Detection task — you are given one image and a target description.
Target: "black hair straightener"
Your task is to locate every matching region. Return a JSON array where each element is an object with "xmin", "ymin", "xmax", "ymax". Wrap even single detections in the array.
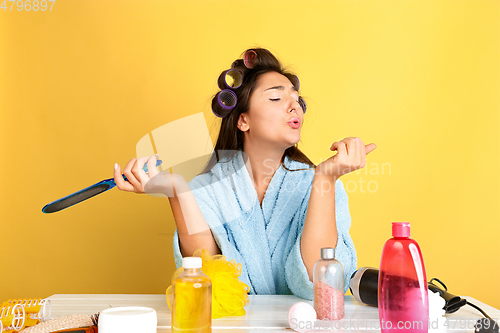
[{"xmin": 349, "ymin": 267, "xmax": 499, "ymax": 333}]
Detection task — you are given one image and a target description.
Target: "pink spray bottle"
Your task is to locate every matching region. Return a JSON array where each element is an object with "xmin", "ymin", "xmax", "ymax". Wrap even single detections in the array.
[{"xmin": 378, "ymin": 222, "xmax": 429, "ymax": 333}]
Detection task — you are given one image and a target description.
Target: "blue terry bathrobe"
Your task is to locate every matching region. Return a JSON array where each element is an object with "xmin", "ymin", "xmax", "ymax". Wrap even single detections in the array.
[{"xmin": 172, "ymin": 150, "xmax": 357, "ymax": 300}]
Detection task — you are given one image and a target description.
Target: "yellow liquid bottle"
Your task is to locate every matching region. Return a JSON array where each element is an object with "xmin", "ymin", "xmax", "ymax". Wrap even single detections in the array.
[{"xmin": 172, "ymin": 257, "xmax": 212, "ymax": 333}]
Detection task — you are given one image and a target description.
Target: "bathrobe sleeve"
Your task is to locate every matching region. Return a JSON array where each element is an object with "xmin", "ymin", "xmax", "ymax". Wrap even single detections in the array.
[
  {"xmin": 284, "ymin": 189, "xmax": 314, "ymax": 300},
  {"xmin": 172, "ymin": 200, "xmax": 241, "ymax": 270},
  {"xmin": 284, "ymin": 179, "xmax": 357, "ymax": 300},
  {"xmin": 172, "ymin": 185, "xmax": 223, "ymax": 269},
  {"xmin": 172, "ymin": 181, "xmax": 258, "ymax": 293},
  {"xmin": 172, "ymin": 173, "xmax": 252, "ymax": 271}
]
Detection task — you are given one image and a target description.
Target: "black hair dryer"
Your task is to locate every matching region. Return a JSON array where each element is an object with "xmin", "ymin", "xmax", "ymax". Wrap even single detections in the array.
[{"xmin": 349, "ymin": 267, "xmax": 466, "ymax": 313}]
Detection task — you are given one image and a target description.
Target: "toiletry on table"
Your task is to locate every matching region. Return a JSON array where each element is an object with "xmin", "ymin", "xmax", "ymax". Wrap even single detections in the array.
[
  {"xmin": 313, "ymin": 247, "xmax": 345, "ymax": 320},
  {"xmin": 171, "ymin": 257, "xmax": 212, "ymax": 333},
  {"xmin": 379, "ymin": 222, "xmax": 429, "ymax": 333}
]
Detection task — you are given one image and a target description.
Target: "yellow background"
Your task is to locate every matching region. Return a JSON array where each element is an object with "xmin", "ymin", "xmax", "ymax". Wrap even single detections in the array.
[{"xmin": 1, "ymin": 0, "xmax": 499, "ymax": 310}]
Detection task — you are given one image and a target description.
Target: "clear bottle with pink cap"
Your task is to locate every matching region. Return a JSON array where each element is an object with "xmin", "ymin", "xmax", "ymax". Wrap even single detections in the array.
[{"xmin": 378, "ymin": 222, "xmax": 429, "ymax": 333}]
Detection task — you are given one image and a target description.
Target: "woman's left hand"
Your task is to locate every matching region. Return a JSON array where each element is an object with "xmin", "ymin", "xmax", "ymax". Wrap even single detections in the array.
[{"xmin": 316, "ymin": 137, "xmax": 377, "ymax": 180}]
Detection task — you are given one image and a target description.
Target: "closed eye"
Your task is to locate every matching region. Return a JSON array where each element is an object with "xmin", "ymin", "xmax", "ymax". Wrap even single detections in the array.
[{"xmin": 270, "ymin": 98, "xmax": 281, "ymax": 101}]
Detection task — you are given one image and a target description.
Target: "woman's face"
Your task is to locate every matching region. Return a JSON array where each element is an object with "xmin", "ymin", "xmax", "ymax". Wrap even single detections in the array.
[{"xmin": 238, "ymin": 71, "xmax": 304, "ymax": 150}]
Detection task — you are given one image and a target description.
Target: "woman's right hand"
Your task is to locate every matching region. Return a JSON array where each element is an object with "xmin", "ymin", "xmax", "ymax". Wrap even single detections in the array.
[
  {"xmin": 114, "ymin": 155, "xmax": 188, "ymax": 197},
  {"xmin": 114, "ymin": 155, "xmax": 161, "ymax": 194}
]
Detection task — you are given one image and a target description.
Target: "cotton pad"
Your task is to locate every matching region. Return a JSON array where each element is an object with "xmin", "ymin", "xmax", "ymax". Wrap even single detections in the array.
[{"xmin": 288, "ymin": 302, "xmax": 317, "ymax": 333}]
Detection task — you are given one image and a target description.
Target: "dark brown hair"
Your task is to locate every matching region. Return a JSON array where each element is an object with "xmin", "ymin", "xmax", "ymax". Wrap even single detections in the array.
[{"xmin": 202, "ymin": 48, "xmax": 315, "ymax": 174}]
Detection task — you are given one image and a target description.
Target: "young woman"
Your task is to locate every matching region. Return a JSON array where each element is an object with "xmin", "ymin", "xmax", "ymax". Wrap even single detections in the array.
[{"xmin": 114, "ymin": 48, "xmax": 376, "ymax": 300}]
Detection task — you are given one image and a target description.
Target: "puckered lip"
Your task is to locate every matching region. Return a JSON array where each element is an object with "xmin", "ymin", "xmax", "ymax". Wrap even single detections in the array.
[{"xmin": 287, "ymin": 117, "xmax": 301, "ymax": 125}]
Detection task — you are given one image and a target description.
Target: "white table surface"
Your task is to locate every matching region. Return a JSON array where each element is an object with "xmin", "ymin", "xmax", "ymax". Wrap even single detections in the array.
[{"xmin": 47, "ymin": 294, "xmax": 500, "ymax": 332}]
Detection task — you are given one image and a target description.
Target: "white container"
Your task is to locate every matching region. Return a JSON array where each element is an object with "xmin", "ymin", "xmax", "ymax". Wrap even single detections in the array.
[{"xmin": 98, "ymin": 306, "xmax": 157, "ymax": 333}]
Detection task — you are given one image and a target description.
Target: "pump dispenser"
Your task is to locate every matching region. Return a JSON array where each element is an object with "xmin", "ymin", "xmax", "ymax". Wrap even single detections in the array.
[
  {"xmin": 172, "ymin": 257, "xmax": 212, "ymax": 333},
  {"xmin": 378, "ymin": 222, "xmax": 429, "ymax": 333},
  {"xmin": 313, "ymin": 247, "xmax": 344, "ymax": 320}
]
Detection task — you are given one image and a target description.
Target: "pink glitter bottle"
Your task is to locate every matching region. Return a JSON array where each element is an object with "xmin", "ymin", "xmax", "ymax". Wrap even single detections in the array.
[
  {"xmin": 313, "ymin": 247, "xmax": 344, "ymax": 320},
  {"xmin": 378, "ymin": 222, "xmax": 429, "ymax": 333}
]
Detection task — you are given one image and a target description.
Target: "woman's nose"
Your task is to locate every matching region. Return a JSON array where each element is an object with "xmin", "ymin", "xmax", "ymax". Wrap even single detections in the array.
[{"xmin": 288, "ymin": 98, "xmax": 301, "ymax": 113}]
